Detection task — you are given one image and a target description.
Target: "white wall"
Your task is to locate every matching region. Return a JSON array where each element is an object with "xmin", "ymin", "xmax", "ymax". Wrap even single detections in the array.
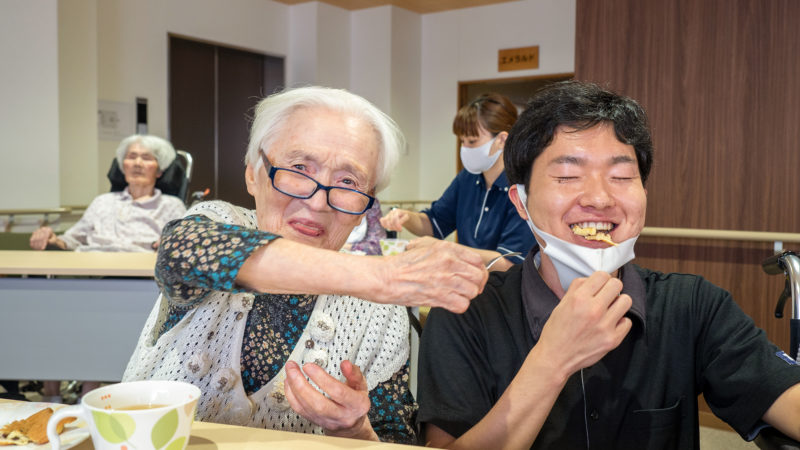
[
  {"xmin": 288, "ymin": 2, "xmax": 318, "ymax": 86},
  {"xmin": 0, "ymin": 0, "xmax": 575, "ymax": 210},
  {"xmin": 0, "ymin": 0, "xmax": 60, "ymax": 209},
  {"xmin": 316, "ymin": 3, "xmax": 351, "ymax": 88},
  {"xmin": 418, "ymin": 0, "xmax": 576, "ymax": 200},
  {"xmin": 90, "ymin": 0, "xmax": 289, "ymax": 206},
  {"xmin": 385, "ymin": 7, "xmax": 421, "ymax": 201},
  {"xmin": 59, "ymin": 0, "xmax": 98, "ymax": 206}
]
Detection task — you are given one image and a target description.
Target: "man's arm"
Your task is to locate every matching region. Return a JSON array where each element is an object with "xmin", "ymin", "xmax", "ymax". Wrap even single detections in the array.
[
  {"xmin": 762, "ymin": 382, "xmax": 800, "ymax": 440},
  {"xmin": 425, "ymin": 272, "xmax": 633, "ymax": 448}
]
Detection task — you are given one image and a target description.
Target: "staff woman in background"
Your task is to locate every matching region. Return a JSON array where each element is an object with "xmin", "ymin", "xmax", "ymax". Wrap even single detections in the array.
[
  {"xmin": 381, "ymin": 93, "xmax": 535, "ymax": 271},
  {"xmin": 123, "ymin": 86, "xmax": 487, "ymax": 444}
]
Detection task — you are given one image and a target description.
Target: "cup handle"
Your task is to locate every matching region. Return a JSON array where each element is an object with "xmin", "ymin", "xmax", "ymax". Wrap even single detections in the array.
[{"xmin": 47, "ymin": 405, "xmax": 85, "ymax": 450}]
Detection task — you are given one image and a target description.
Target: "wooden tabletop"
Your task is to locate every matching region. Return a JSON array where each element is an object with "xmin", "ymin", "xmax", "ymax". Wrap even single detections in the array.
[
  {"xmin": 0, "ymin": 250, "xmax": 156, "ymax": 277},
  {"xmin": 67, "ymin": 420, "xmax": 415, "ymax": 449}
]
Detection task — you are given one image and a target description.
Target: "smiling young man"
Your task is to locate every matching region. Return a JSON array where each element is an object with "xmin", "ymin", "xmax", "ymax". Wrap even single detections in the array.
[{"xmin": 416, "ymin": 81, "xmax": 800, "ymax": 449}]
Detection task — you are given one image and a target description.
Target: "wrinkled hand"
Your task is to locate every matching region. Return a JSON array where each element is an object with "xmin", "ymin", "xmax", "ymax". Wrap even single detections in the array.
[
  {"xmin": 378, "ymin": 208, "xmax": 409, "ymax": 232},
  {"xmin": 379, "ymin": 238, "xmax": 487, "ymax": 313},
  {"xmin": 29, "ymin": 226, "xmax": 57, "ymax": 250},
  {"xmin": 284, "ymin": 360, "xmax": 378, "ymax": 441},
  {"xmin": 405, "ymin": 235, "xmax": 437, "ymax": 251},
  {"xmin": 537, "ymin": 272, "xmax": 632, "ymax": 378}
]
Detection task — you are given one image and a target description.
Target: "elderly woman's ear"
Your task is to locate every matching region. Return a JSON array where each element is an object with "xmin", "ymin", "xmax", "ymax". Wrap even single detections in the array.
[{"xmin": 245, "ymin": 164, "xmax": 259, "ymax": 196}]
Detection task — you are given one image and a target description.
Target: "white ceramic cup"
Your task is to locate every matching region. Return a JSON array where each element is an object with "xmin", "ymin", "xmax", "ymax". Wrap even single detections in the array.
[
  {"xmin": 46, "ymin": 380, "xmax": 200, "ymax": 450},
  {"xmin": 379, "ymin": 238, "xmax": 409, "ymax": 256}
]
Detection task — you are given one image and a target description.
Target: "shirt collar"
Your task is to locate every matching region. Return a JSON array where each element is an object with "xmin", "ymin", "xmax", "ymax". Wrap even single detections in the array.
[
  {"xmin": 471, "ymin": 170, "xmax": 510, "ymax": 190},
  {"xmin": 492, "ymin": 171, "xmax": 510, "ymax": 189},
  {"xmin": 521, "ymin": 251, "xmax": 646, "ymax": 341},
  {"xmin": 121, "ymin": 187, "xmax": 163, "ymax": 206}
]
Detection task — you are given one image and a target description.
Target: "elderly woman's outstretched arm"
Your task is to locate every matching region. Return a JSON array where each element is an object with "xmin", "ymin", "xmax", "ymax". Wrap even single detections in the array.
[
  {"xmin": 158, "ymin": 213, "xmax": 487, "ymax": 313},
  {"xmin": 238, "ymin": 233, "xmax": 487, "ymax": 313}
]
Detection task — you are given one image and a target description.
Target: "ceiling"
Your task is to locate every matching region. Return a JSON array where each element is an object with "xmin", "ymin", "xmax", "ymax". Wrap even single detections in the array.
[{"xmin": 271, "ymin": 0, "xmax": 519, "ymax": 14}]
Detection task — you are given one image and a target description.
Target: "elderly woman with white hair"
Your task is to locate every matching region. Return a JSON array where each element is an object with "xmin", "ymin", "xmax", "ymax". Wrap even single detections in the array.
[
  {"xmin": 123, "ymin": 86, "xmax": 487, "ymax": 443},
  {"xmin": 29, "ymin": 134, "xmax": 186, "ymax": 252}
]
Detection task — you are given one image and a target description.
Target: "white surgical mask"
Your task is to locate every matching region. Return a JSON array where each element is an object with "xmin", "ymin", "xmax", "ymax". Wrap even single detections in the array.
[
  {"xmin": 460, "ymin": 136, "xmax": 501, "ymax": 174},
  {"xmin": 516, "ymin": 184, "xmax": 637, "ymax": 293}
]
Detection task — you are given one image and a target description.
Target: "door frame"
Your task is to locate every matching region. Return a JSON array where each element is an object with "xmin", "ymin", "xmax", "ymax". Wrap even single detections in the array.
[{"xmin": 455, "ymin": 72, "xmax": 574, "ymax": 172}]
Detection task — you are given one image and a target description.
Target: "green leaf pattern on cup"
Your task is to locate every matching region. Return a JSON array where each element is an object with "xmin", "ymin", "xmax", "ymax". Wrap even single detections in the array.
[
  {"xmin": 151, "ymin": 409, "xmax": 179, "ymax": 449},
  {"xmin": 164, "ymin": 436, "xmax": 187, "ymax": 450},
  {"xmin": 92, "ymin": 411, "xmax": 136, "ymax": 444}
]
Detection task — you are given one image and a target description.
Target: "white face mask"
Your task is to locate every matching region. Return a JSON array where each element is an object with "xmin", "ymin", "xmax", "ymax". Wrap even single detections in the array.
[
  {"xmin": 516, "ymin": 184, "xmax": 637, "ymax": 293},
  {"xmin": 460, "ymin": 136, "xmax": 501, "ymax": 174}
]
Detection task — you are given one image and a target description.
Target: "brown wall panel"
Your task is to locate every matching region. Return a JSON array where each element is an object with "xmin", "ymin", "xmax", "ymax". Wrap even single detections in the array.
[
  {"xmin": 576, "ymin": 0, "xmax": 800, "ymax": 232},
  {"xmin": 576, "ymin": 0, "xmax": 800, "ymax": 422}
]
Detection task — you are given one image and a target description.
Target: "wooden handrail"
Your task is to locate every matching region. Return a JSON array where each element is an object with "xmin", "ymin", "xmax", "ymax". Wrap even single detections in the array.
[
  {"xmin": 0, "ymin": 208, "xmax": 75, "ymax": 232},
  {"xmin": 381, "ymin": 200, "xmax": 436, "ymax": 205},
  {"xmin": 641, "ymin": 227, "xmax": 800, "ymax": 243},
  {"xmin": 0, "ymin": 207, "xmax": 72, "ymax": 216}
]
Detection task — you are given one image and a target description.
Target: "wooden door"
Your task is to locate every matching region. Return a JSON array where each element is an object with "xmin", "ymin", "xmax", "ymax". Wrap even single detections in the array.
[{"xmin": 169, "ymin": 36, "xmax": 285, "ymax": 209}]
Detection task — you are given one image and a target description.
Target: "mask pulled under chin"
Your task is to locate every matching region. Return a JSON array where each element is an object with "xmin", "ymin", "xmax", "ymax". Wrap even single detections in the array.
[
  {"xmin": 460, "ymin": 136, "xmax": 500, "ymax": 174},
  {"xmin": 516, "ymin": 184, "xmax": 637, "ymax": 293}
]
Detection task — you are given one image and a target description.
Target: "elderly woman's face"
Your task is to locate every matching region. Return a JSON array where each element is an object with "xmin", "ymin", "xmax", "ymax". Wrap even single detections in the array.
[
  {"xmin": 246, "ymin": 106, "xmax": 380, "ymax": 251},
  {"xmin": 122, "ymin": 143, "xmax": 161, "ymax": 189}
]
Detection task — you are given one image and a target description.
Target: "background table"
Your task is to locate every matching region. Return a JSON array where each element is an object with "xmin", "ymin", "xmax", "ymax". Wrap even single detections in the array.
[{"xmin": 0, "ymin": 250, "xmax": 159, "ymax": 381}]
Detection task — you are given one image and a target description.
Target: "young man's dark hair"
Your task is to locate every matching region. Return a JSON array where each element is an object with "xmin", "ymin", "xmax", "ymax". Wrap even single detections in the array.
[{"xmin": 504, "ymin": 80, "xmax": 654, "ymax": 188}]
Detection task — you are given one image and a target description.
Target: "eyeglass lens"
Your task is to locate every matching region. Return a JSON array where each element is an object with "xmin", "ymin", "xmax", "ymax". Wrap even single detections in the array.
[{"xmin": 272, "ymin": 169, "xmax": 370, "ymax": 213}]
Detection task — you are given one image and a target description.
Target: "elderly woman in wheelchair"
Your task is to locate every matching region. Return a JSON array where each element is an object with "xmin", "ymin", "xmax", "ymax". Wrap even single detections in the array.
[{"xmin": 29, "ymin": 134, "xmax": 186, "ymax": 252}]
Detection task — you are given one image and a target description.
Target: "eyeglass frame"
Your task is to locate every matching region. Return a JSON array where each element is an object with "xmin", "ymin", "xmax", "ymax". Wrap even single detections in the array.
[{"xmin": 259, "ymin": 151, "xmax": 375, "ymax": 215}]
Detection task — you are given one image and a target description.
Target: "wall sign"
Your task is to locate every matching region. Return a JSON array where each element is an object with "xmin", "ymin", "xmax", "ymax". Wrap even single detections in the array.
[
  {"xmin": 498, "ymin": 46, "xmax": 539, "ymax": 72},
  {"xmin": 98, "ymin": 100, "xmax": 134, "ymax": 141}
]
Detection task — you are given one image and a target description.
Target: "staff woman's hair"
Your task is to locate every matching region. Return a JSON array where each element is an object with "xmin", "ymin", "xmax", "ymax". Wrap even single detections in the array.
[{"xmin": 452, "ymin": 93, "xmax": 518, "ymax": 137}]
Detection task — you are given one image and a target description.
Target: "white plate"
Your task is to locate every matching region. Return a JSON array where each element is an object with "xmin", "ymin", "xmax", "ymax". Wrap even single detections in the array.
[{"xmin": 0, "ymin": 401, "xmax": 90, "ymax": 449}]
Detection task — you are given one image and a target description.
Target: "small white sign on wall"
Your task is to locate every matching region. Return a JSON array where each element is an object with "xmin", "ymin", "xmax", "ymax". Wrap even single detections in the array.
[{"xmin": 98, "ymin": 100, "xmax": 135, "ymax": 142}]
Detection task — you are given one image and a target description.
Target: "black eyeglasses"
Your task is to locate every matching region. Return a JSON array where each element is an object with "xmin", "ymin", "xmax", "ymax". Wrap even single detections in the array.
[{"xmin": 260, "ymin": 152, "xmax": 375, "ymax": 215}]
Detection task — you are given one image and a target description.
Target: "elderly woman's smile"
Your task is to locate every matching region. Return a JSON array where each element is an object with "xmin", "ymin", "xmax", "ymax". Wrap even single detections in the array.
[{"xmin": 246, "ymin": 106, "xmax": 380, "ymax": 251}]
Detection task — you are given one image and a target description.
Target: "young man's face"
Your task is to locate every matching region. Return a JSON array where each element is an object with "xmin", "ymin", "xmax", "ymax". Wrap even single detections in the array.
[{"xmin": 513, "ymin": 122, "xmax": 647, "ymax": 248}]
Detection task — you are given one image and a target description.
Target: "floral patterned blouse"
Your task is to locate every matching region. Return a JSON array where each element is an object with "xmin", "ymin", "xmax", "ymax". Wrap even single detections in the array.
[{"xmin": 155, "ymin": 214, "xmax": 417, "ymax": 444}]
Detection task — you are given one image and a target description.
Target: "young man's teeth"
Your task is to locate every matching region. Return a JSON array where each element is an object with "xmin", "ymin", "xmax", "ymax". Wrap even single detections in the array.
[{"xmin": 574, "ymin": 221, "xmax": 612, "ymax": 231}]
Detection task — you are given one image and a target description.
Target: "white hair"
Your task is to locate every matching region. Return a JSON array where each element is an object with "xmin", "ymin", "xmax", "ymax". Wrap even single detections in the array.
[
  {"xmin": 245, "ymin": 86, "xmax": 404, "ymax": 193},
  {"xmin": 115, "ymin": 134, "xmax": 176, "ymax": 171}
]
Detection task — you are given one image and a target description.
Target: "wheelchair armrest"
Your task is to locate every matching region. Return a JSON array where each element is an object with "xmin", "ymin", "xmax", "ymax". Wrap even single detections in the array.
[{"xmin": 755, "ymin": 427, "xmax": 800, "ymax": 450}]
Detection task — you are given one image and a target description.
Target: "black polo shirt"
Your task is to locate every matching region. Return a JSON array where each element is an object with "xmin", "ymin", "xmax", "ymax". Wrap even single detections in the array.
[{"xmin": 417, "ymin": 253, "xmax": 800, "ymax": 449}]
